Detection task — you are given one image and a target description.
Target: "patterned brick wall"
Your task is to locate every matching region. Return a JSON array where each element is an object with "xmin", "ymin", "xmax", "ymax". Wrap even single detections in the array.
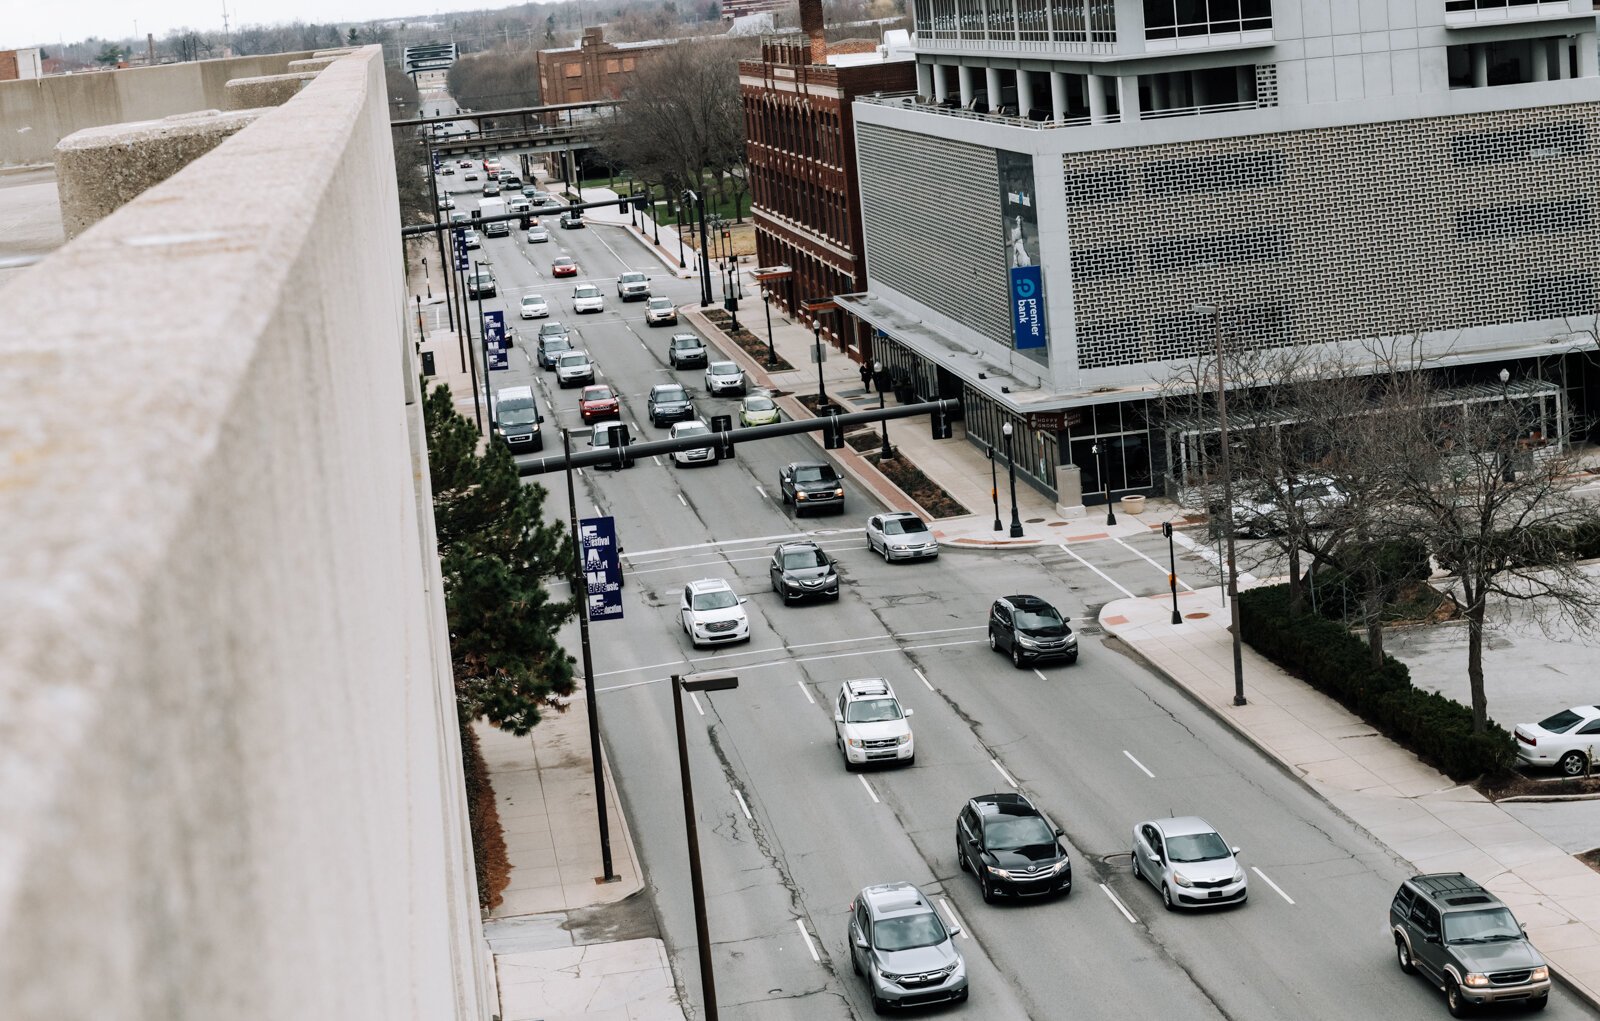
[{"xmin": 1063, "ymin": 103, "xmax": 1600, "ymax": 370}]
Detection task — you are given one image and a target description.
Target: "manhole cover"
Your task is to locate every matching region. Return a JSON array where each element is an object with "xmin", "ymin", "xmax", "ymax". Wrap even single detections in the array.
[
  {"xmin": 1184, "ymin": 611, "xmax": 1211, "ymax": 620},
  {"xmin": 1048, "ymin": 521, "xmax": 1068, "ymax": 527},
  {"xmin": 1026, "ymin": 517, "xmax": 1046, "ymax": 523}
]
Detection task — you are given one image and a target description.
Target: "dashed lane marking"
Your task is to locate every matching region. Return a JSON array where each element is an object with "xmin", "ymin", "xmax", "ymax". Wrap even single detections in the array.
[
  {"xmin": 990, "ymin": 758, "xmax": 1018, "ymax": 788},
  {"xmin": 858, "ymin": 775, "xmax": 880, "ymax": 804},
  {"xmin": 733, "ymin": 788, "xmax": 752, "ymax": 821},
  {"xmin": 796, "ymin": 679, "xmax": 814, "ymax": 704},
  {"xmin": 939, "ymin": 898, "xmax": 971, "ymax": 941},
  {"xmin": 1252, "ymin": 867, "xmax": 1295, "ymax": 905},
  {"xmin": 1123, "ymin": 750, "xmax": 1155, "ymax": 778},
  {"xmin": 689, "ymin": 692, "xmax": 704, "ymax": 716},
  {"xmin": 1100, "ymin": 883, "xmax": 1138, "ymax": 924},
  {"xmin": 914, "ymin": 668, "xmax": 934, "ymax": 691},
  {"xmin": 795, "ymin": 919, "xmax": 821, "ymax": 963}
]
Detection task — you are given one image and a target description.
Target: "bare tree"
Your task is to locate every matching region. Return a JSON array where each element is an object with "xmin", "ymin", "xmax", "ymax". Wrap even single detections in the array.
[{"xmin": 446, "ymin": 49, "xmax": 542, "ymax": 113}]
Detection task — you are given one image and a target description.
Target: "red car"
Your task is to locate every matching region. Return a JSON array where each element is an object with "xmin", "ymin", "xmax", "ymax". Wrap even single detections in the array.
[
  {"xmin": 552, "ymin": 256, "xmax": 578, "ymax": 278},
  {"xmin": 579, "ymin": 384, "xmax": 620, "ymax": 424}
]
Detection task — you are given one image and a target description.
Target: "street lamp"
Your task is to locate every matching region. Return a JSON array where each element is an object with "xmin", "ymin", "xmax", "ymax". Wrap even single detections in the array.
[
  {"xmin": 1194, "ymin": 303, "xmax": 1246, "ymax": 707},
  {"xmin": 1002, "ymin": 421, "xmax": 1023, "ymax": 538},
  {"xmin": 988, "ymin": 444, "xmax": 1002, "ymax": 532},
  {"xmin": 1092, "ymin": 442, "xmax": 1117, "ymax": 526},
  {"xmin": 874, "ymin": 360, "xmax": 894, "ymax": 460},
  {"xmin": 1162, "ymin": 520, "xmax": 1182, "ymax": 625},
  {"xmin": 762, "ymin": 287, "xmax": 777, "ymax": 368},
  {"xmin": 672, "ymin": 671, "xmax": 739, "ymax": 1021},
  {"xmin": 1498, "ymin": 367, "xmax": 1515, "ymax": 483},
  {"xmin": 474, "ymin": 256, "xmax": 495, "ymax": 439}
]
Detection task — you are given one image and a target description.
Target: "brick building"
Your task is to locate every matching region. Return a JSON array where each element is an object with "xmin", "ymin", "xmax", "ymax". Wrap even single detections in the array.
[
  {"xmin": 537, "ymin": 27, "xmax": 665, "ymax": 105},
  {"xmin": 0, "ymin": 48, "xmax": 43, "ymax": 82},
  {"xmin": 740, "ymin": 10, "xmax": 914, "ymax": 358}
]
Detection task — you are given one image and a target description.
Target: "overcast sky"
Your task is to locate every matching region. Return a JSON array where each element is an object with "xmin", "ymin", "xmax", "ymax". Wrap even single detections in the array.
[{"xmin": 8, "ymin": 2, "xmax": 506, "ymax": 49}]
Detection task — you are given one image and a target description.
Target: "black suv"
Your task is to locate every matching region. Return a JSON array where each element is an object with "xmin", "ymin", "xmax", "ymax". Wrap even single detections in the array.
[
  {"xmin": 987, "ymin": 595, "xmax": 1078, "ymax": 668},
  {"xmin": 1390, "ymin": 873, "xmax": 1550, "ymax": 1016},
  {"xmin": 779, "ymin": 462, "xmax": 844, "ymax": 515},
  {"xmin": 956, "ymin": 793, "xmax": 1072, "ymax": 903},
  {"xmin": 647, "ymin": 383, "xmax": 694, "ymax": 427},
  {"xmin": 536, "ymin": 330, "xmax": 573, "ymax": 370},
  {"xmin": 769, "ymin": 541, "xmax": 839, "ymax": 603}
]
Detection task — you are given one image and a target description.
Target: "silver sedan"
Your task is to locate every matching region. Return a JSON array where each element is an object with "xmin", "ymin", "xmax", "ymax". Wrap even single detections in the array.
[
  {"xmin": 1131, "ymin": 816, "xmax": 1247, "ymax": 911},
  {"xmin": 865, "ymin": 512, "xmax": 939, "ymax": 562}
]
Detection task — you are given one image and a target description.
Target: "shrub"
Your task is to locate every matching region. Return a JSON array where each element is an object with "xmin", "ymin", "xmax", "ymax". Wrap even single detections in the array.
[
  {"xmin": 460, "ymin": 719, "xmax": 511, "ymax": 912},
  {"xmin": 1239, "ymin": 585, "xmax": 1514, "ymax": 780}
]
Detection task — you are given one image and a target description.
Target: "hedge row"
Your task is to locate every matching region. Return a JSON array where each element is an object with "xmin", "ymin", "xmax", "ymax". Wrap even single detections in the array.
[{"xmin": 1238, "ymin": 585, "xmax": 1514, "ymax": 780}]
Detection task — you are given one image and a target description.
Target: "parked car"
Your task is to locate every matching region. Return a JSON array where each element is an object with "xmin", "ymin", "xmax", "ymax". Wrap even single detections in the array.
[
  {"xmin": 778, "ymin": 461, "xmax": 844, "ymax": 515},
  {"xmin": 526, "ymin": 225, "xmax": 549, "ymax": 244},
  {"xmin": 555, "ymin": 350, "xmax": 595, "ymax": 388},
  {"xmin": 647, "ymin": 383, "xmax": 694, "ymax": 427},
  {"xmin": 834, "ymin": 678, "xmax": 914, "ymax": 769},
  {"xmin": 493, "ymin": 385, "xmax": 544, "ymax": 454},
  {"xmin": 572, "ymin": 283, "xmax": 605, "ymax": 314},
  {"xmin": 644, "ymin": 295, "xmax": 678, "ymax": 326},
  {"xmin": 866, "ymin": 512, "xmax": 939, "ymax": 562},
  {"xmin": 680, "ymin": 578, "xmax": 750, "ymax": 648},
  {"xmin": 669, "ymin": 419, "xmax": 717, "ymax": 467},
  {"xmin": 552, "ymin": 256, "xmax": 578, "ymax": 278},
  {"xmin": 957, "ymin": 793, "xmax": 1072, "ymax": 902},
  {"xmin": 560, "ymin": 211, "xmax": 585, "ymax": 229},
  {"xmin": 847, "ymin": 883, "xmax": 967, "ymax": 1013},
  {"xmin": 1390, "ymin": 872, "xmax": 1549, "ymax": 1015},
  {"xmin": 986, "ymin": 594, "xmax": 1076, "ymax": 667},
  {"xmin": 465, "ymin": 267, "xmax": 496, "ymax": 298},
  {"xmin": 578, "ymin": 384, "xmax": 620, "ymax": 424},
  {"xmin": 536, "ymin": 333, "xmax": 573, "ymax": 370},
  {"xmin": 668, "ymin": 332, "xmax": 708, "ymax": 369},
  {"xmin": 519, "ymin": 294, "xmax": 549, "ymax": 319},
  {"xmin": 704, "ymin": 361, "xmax": 746, "ymax": 396},
  {"xmin": 1515, "ymin": 705, "xmax": 1600, "ymax": 777},
  {"xmin": 739, "ymin": 394, "xmax": 780, "ymax": 427},
  {"xmin": 1232, "ymin": 475, "xmax": 1348, "ymax": 538},
  {"xmin": 616, "ymin": 270, "xmax": 650, "ymax": 301},
  {"xmin": 1132, "ymin": 817, "xmax": 1247, "ymax": 911},
  {"xmin": 769, "ymin": 540, "xmax": 839, "ymax": 603}
]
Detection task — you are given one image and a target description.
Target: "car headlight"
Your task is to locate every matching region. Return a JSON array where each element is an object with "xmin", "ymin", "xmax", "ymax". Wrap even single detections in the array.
[
  {"xmin": 897, "ymin": 734, "xmax": 912, "ymax": 745},
  {"xmin": 1065, "ymin": 636, "xmax": 1078, "ymax": 647},
  {"xmin": 1233, "ymin": 868, "xmax": 1245, "ymax": 883},
  {"xmin": 1050, "ymin": 858, "xmax": 1070, "ymax": 874},
  {"xmin": 795, "ymin": 491, "xmax": 808, "ymax": 500},
  {"xmin": 832, "ymin": 488, "xmax": 844, "ymax": 497},
  {"xmin": 1017, "ymin": 635, "xmax": 1040, "ymax": 648},
  {"xmin": 846, "ymin": 737, "xmax": 862, "ymax": 749},
  {"xmin": 1462, "ymin": 973, "xmax": 1490, "ymax": 988},
  {"xmin": 1530, "ymin": 967, "xmax": 1548, "ymax": 982},
  {"xmin": 984, "ymin": 865, "xmax": 1006, "ymax": 877},
  {"xmin": 1172, "ymin": 871, "xmax": 1193, "ymax": 888}
]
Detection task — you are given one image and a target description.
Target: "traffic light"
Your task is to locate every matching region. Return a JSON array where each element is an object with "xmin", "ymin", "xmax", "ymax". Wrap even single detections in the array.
[
  {"xmin": 710, "ymin": 414, "xmax": 735, "ymax": 459},
  {"xmin": 1162, "ymin": 521, "xmax": 1173, "ymax": 538},
  {"xmin": 618, "ymin": 196, "xmax": 629, "ymax": 212},
  {"xmin": 823, "ymin": 409, "xmax": 845, "ymax": 449},
  {"xmin": 615, "ymin": 423, "xmax": 634, "ymax": 469},
  {"xmin": 930, "ymin": 406, "xmax": 953, "ymax": 440},
  {"xmin": 633, "ymin": 195, "xmax": 650, "ymax": 211}
]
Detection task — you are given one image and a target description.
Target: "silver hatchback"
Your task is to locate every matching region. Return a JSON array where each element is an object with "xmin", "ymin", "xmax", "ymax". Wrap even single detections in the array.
[
  {"xmin": 1132, "ymin": 816, "xmax": 1247, "ymax": 910},
  {"xmin": 848, "ymin": 882, "xmax": 967, "ymax": 1014}
]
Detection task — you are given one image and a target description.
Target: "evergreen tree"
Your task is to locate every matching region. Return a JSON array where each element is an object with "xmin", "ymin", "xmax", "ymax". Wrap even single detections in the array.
[{"xmin": 423, "ymin": 385, "xmax": 575, "ymax": 735}]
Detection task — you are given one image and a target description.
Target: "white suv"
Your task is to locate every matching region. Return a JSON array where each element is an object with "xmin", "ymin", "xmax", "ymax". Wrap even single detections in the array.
[
  {"xmin": 834, "ymin": 678, "xmax": 914, "ymax": 770},
  {"xmin": 680, "ymin": 579, "xmax": 750, "ymax": 648},
  {"xmin": 572, "ymin": 284, "xmax": 605, "ymax": 314}
]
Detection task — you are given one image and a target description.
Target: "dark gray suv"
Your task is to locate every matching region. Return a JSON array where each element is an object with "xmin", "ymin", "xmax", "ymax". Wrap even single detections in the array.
[
  {"xmin": 1390, "ymin": 873, "xmax": 1550, "ymax": 1016},
  {"xmin": 848, "ymin": 882, "xmax": 967, "ymax": 1014}
]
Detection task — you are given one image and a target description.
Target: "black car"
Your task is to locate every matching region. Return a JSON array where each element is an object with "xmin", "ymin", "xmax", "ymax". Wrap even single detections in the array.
[
  {"xmin": 768, "ymin": 541, "xmax": 840, "ymax": 603},
  {"xmin": 560, "ymin": 211, "xmax": 585, "ymax": 229},
  {"xmin": 987, "ymin": 594, "xmax": 1078, "ymax": 667},
  {"xmin": 778, "ymin": 462, "xmax": 844, "ymax": 515},
  {"xmin": 647, "ymin": 383, "xmax": 694, "ymax": 427},
  {"xmin": 956, "ymin": 793, "xmax": 1072, "ymax": 903},
  {"xmin": 536, "ymin": 333, "xmax": 573, "ymax": 370}
]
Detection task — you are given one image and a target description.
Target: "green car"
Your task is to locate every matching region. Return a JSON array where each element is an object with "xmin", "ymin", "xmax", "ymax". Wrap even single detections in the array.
[{"xmin": 740, "ymin": 393, "xmax": 780, "ymax": 427}]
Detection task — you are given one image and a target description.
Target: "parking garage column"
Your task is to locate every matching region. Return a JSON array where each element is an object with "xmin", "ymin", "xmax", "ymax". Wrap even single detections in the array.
[
  {"xmin": 933, "ymin": 62, "xmax": 949, "ymax": 103},
  {"xmin": 917, "ymin": 61, "xmax": 935, "ymax": 99},
  {"xmin": 958, "ymin": 65, "xmax": 974, "ymax": 107},
  {"xmin": 1533, "ymin": 40, "xmax": 1551, "ymax": 82},
  {"xmin": 1116, "ymin": 75, "xmax": 1140, "ymax": 123},
  {"xmin": 1050, "ymin": 70, "xmax": 1068, "ymax": 121},
  {"xmin": 1579, "ymin": 32, "xmax": 1598, "ymax": 78},
  {"xmin": 1472, "ymin": 44, "xmax": 1488, "ymax": 88},
  {"xmin": 1016, "ymin": 69, "xmax": 1034, "ymax": 118},
  {"xmin": 1087, "ymin": 73, "xmax": 1107, "ymax": 123},
  {"xmin": 986, "ymin": 66, "xmax": 1004, "ymax": 111}
]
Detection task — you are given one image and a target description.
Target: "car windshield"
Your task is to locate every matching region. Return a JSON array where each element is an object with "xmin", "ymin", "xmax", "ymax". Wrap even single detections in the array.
[
  {"xmin": 692, "ymin": 590, "xmax": 738, "ymax": 611},
  {"xmin": 882, "ymin": 517, "xmax": 928, "ymax": 536},
  {"xmin": 710, "ymin": 362, "xmax": 738, "ymax": 375},
  {"xmin": 555, "ymin": 259, "xmax": 573, "ymax": 267},
  {"xmin": 676, "ymin": 424, "xmax": 710, "ymax": 439},
  {"xmin": 873, "ymin": 911, "xmax": 948, "ymax": 952},
  {"xmin": 650, "ymin": 298, "xmax": 671, "ymax": 308},
  {"xmin": 674, "ymin": 338, "xmax": 701, "ymax": 349},
  {"xmin": 575, "ymin": 286, "xmax": 599, "ymax": 297},
  {"xmin": 1013, "ymin": 606, "xmax": 1064, "ymax": 630},
  {"xmin": 782, "ymin": 549, "xmax": 828, "ymax": 570},
  {"xmin": 745, "ymin": 397, "xmax": 774, "ymax": 411},
  {"xmin": 522, "ymin": 296, "xmax": 542, "ymax": 306},
  {"xmin": 793, "ymin": 466, "xmax": 837, "ymax": 483},
  {"xmin": 499, "ymin": 406, "xmax": 537, "ymax": 428},
  {"xmin": 1443, "ymin": 907, "xmax": 1523, "ymax": 944},
  {"xmin": 655, "ymin": 387, "xmax": 687, "ymax": 402},
  {"xmin": 983, "ymin": 815, "xmax": 1056, "ymax": 850},
  {"xmin": 1164, "ymin": 831, "xmax": 1231, "ymax": 862},
  {"xmin": 543, "ymin": 338, "xmax": 571, "ymax": 354},
  {"xmin": 622, "ymin": 273, "xmax": 644, "ymax": 283},
  {"xmin": 846, "ymin": 697, "xmax": 903, "ymax": 724},
  {"xmin": 559, "ymin": 353, "xmax": 587, "ymax": 367},
  {"xmin": 1537, "ymin": 709, "xmax": 1584, "ymax": 733},
  {"xmin": 585, "ymin": 387, "xmax": 614, "ymax": 401}
]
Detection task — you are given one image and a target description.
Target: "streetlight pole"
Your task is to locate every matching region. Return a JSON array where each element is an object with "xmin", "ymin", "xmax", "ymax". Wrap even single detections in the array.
[
  {"xmin": 474, "ymin": 256, "xmax": 495, "ymax": 439},
  {"xmin": 1002, "ymin": 421, "xmax": 1023, "ymax": 538},
  {"xmin": 1498, "ymin": 367, "xmax": 1515, "ymax": 483},
  {"xmin": 672, "ymin": 671, "xmax": 739, "ymax": 1021},
  {"xmin": 675, "ymin": 197, "xmax": 687, "ymax": 270},
  {"xmin": 989, "ymin": 445, "xmax": 1002, "ymax": 532},
  {"xmin": 762, "ymin": 287, "xmax": 777, "ymax": 368},
  {"xmin": 812, "ymin": 315, "xmax": 826, "ymax": 408},
  {"xmin": 564, "ymin": 430, "xmax": 617, "ymax": 884},
  {"xmin": 1162, "ymin": 520, "xmax": 1182, "ymax": 625},
  {"xmin": 874, "ymin": 360, "xmax": 894, "ymax": 460},
  {"xmin": 1093, "ymin": 442, "xmax": 1117, "ymax": 525},
  {"xmin": 1194, "ymin": 303, "xmax": 1246, "ymax": 707},
  {"xmin": 682, "ymin": 190, "xmax": 713, "ymax": 307}
]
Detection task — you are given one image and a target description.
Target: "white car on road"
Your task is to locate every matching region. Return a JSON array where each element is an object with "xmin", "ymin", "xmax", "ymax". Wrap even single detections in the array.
[
  {"xmin": 834, "ymin": 678, "xmax": 914, "ymax": 769},
  {"xmin": 668, "ymin": 420, "xmax": 717, "ymax": 468},
  {"xmin": 519, "ymin": 294, "xmax": 549, "ymax": 319},
  {"xmin": 572, "ymin": 284, "xmax": 605, "ymax": 314},
  {"xmin": 703, "ymin": 361, "xmax": 745, "ymax": 396},
  {"xmin": 555, "ymin": 350, "xmax": 595, "ymax": 388},
  {"xmin": 680, "ymin": 578, "xmax": 749, "ymax": 648},
  {"xmin": 866, "ymin": 512, "xmax": 939, "ymax": 562}
]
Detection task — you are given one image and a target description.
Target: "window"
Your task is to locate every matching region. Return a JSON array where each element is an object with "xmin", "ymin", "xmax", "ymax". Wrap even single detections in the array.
[{"xmin": 1144, "ymin": 0, "xmax": 1270, "ymax": 39}]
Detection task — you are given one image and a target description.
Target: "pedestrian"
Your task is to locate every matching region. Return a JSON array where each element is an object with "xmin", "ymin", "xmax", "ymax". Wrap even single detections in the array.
[{"xmin": 859, "ymin": 360, "xmax": 872, "ymax": 392}]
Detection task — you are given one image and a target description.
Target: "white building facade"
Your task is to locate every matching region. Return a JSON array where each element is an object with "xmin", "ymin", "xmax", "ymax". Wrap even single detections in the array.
[{"xmin": 844, "ymin": 0, "xmax": 1600, "ymax": 500}]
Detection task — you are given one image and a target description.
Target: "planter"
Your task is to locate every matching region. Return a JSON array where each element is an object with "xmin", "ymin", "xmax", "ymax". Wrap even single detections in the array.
[{"xmin": 1119, "ymin": 494, "xmax": 1147, "ymax": 515}]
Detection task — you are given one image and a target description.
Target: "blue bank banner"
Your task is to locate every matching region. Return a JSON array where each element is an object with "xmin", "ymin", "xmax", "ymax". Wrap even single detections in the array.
[
  {"xmin": 482, "ymin": 310, "xmax": 508, "ymax": 369},
  {"xmin": 579, "ymin": 516, "xmax": 624, "ymax": 621},
  {"xmin": 451, "ymin": 229, "xmax": 468, "ymax": 270},
  {"xmin": 1011, "ymin": 266, "xmax": 1047, "ymax": 350}
]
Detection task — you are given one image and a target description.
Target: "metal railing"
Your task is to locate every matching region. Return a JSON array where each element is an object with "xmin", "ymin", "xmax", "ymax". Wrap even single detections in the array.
[
  {"xmin": 1140, "ymin": 99, "xmax": 1264, "ymax": 121},
  {"xmin": 856, "ymin": 92, "xmax": 1095, "ymax": 130}
]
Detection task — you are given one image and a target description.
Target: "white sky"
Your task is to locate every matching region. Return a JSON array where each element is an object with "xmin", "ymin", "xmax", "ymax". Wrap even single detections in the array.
[{"xmin": 7, "ymin": 2, "xmax": 509, "ymax": 50}]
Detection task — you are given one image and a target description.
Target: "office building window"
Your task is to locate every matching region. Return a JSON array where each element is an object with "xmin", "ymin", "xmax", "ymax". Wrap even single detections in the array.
[{"xmin": 1144, "ymin": 0, "xmax": 1271, "ymax": 39}]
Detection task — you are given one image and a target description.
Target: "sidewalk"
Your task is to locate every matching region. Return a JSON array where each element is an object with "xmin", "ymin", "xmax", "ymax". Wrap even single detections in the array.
[{"xmin": 1099, "ymin": 589, "xmax": 1600, "ymax": 1009}]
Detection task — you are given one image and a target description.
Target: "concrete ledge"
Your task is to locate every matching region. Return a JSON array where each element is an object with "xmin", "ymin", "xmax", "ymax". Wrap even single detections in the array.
[
  {"xmin": 288, "ymin": 56, "xmax": 343, "ymax": 72},
  {"xmin": 223, "ymin": 71, "xmax": 320, "ymax": 110}
]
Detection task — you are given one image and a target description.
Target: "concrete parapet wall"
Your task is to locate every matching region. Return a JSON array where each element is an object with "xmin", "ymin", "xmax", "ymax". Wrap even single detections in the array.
[
  {"xmin": 288, "ymin": 56, "xmax": 342, "ymax": 72},
  {"xmin": 0, "ymin": 51, "xmax": 313, "ymax": 166},
  {"xmin": 223, "ymin": 71, "xmax": 320, "ymax": 110},
  {"xmin": 55, "ymin": 108, "xmax": 265, "ymax": 238},
  {"xmin": 0, "ymin": 48, "xmax": 489, "ymax": 1020}
]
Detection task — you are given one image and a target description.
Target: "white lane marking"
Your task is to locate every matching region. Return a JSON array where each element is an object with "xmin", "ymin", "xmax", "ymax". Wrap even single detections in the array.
[
  {"xmin": 796, "ymin": 679, "xmax": 814, "ymax": 704},
  {"xmin": 733, "ymin": 788, "xmax": 752, "ymax": 821},
  {"xmin": 593, "ymin": 504, "xmax": 602, "ymax": 517},
  {"xmin": 1115, "ymin": 537, "xmax": 1195, "ymax": 591},
  {"xmin": 595, "ymin": 639, "xmax": 986, "ymax": 692},
  {"xmin": 755, "ymin": 484, "xmax": 769, "ymax": 499},
  {"xmin": 626, "ymin": 545, "xmax": 869, "ymax": 576},
  {"xmin": 914, "ymin": 667, "xmax": 934, "ymax": 691},
  {"xmin": 1100, "ymin": 883, "xmax": 1139, "ymax": 924},
  {"xmin": 596, "ymin": 657, "xmax": 692, "ymax": 679},
  {"xmin": 1033, "ymin": 668, "xmax": 1047, "ymax": 681},
  {"xmin": 795, "ymin": 919, "xmax": 821, "ymax": 963},
  {"xmin": 990, "ymin": 758, "xmax": 1018, "ymax": 788},
  {"xmin": 576, "ymin": 468, "xmax": 584, "ymax": 478},
  {"xmin": 858, "ymin": 775, "xmax": 880, "ymax": 804},
  {"xmin": 685, "ymin": 626, "xmax": 986, "ymax": 665},
  {"xmin": 689, "ymin": 692, "xmax": 704, "ymax": 716},
  {"xmin": 1057, "ymin": 543, "xmax": 1137, "ymax": 600},
  {"xmin": 626, "ymin": 528, "xmax": 865, "ymax": 558},
  {"xmin": 628, "ymin": 538, "xmax": 867, "ymax": 568},
  {"xmin": 677, "ymin": 493, "xmax": 687, "ymax": 507},
  {"xmin": 652, "ymin": 455, "xmax": 662, "ymax": 466},
  {"xmin": 1252, "ymin": 867, "xmax": 1295, "ymax": 905},
  {"xmin": 595, "ymin": 367, "xmax": 604, "ymax": 378},
  {"xmin": 938, "ymin": 898, "xmax": 971, "ymax": 941},
  {"xmin": 1123, "ymin": 750, "xmax": 1155, "ymax": 778},
  {"xmin": 1170, "ymin": 530, "xmax": 1258, "ymax": 584}
]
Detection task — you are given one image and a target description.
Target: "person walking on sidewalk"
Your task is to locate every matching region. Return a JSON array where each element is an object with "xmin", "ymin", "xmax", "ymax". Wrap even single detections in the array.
[{"xmin": 859, "ymin": 360, "xmax": 872, "ymax": 393}]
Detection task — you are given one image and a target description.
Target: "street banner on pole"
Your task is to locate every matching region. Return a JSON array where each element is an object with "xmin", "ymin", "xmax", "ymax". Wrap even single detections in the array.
[
  {"xmin": 483, "ymin": 309, "xmax": 508, "ymax": 369},
  {"xmin": 579, "ymin": 517, "xmax": 624, "ymax": 620}
]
